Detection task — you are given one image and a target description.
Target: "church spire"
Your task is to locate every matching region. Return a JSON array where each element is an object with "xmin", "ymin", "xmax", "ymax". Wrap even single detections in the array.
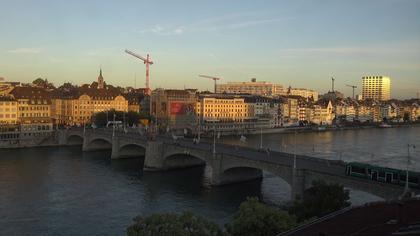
[{"xmin": 98, "ymin": 68, "xmax": 104, "ymax": 89}]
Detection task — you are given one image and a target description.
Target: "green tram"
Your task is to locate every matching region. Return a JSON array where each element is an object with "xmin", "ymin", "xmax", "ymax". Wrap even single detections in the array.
[{"xmin": 345, "ymin": 162, "xmax": 420, "ymax": 189}]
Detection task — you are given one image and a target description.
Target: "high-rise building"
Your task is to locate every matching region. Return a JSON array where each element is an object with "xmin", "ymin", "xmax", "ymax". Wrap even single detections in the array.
[{"xmin": 362, "ymin": 76, "xmax": 391, "ymax": 101}]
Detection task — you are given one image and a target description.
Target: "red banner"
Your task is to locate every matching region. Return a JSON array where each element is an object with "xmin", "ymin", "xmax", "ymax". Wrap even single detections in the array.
[{"xmin": 170, "ymin": 102, "xmax": 195, "ymax": 115}]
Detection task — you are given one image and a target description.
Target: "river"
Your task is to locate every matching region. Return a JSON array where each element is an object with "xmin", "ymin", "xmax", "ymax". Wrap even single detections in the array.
[{"xmin": 0, "ymin": 127, "xmax": 419, "ymax": 235}]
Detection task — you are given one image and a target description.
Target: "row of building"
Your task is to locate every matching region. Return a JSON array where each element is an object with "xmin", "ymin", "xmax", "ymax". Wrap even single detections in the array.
[
  {"xmin": 0, "ymin": 70, "xmax": 146, "ymax": 128},
  {"xmin": 0, "ymin": 72, "xmax": 411, "ymax": 136},
  {"xmin": 150, "ymin": 89, "xmax": 419, "ymax": 134},
  {"xmin": 214, "ymin": 76, "xmax": 392, "ymax": 102}
]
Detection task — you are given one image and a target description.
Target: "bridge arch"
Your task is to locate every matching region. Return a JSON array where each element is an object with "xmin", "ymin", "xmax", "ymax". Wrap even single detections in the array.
[
  {"xmin": 163, "ymin": 147, "xmax": 208, "ymax": 169},
  {"xmin": 67, "ymin": 134, "xmax": 84, "ymax": 145},
  {"xmin": 118, "ymin": 143, "xmax": 146, "ymax": 157},
  {"xmin": 86, "ymin": 138, "xmax": 112, "ymax": 151},
  {"xmin": 162, "ymin": 152, "xmax": 207, "ymax": 170},
  {"xmin": 218, "ymin": 160, "xmax": 294, "ymax": 187}
]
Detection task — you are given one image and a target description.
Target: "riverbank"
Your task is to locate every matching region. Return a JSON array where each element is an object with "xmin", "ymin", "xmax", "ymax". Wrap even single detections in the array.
[{"xmin": 222, "ymin": 122, "xmax": 420, "ymax": 137}]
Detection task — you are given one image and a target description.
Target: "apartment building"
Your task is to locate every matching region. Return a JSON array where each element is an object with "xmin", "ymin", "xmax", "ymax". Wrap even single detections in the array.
[
  {"xmin": 362, "ymin": 76, "xmax": 391, "ymax": 101},
  {"xmin": 215, "ymin": 78, "xmax": 284, "ymax": 97},
  {"xmin": 0, "ymin": 96, "xmax": 18, "ymax": 124}
]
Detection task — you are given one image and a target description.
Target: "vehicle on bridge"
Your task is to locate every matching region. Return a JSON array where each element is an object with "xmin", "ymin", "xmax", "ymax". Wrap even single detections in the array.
[{"xmin": 346, "ymin": 162, "xmax": 420, "ymax": 189}]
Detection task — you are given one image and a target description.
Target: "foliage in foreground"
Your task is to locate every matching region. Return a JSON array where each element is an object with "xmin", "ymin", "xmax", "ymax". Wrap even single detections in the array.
[
  {"xmin": 127, "ymin": 180, "xmax": 351, "ymax": 236},
  {"xmin": 126, "ymin": 211, "xmax": 223, "ymax": 236},
  {"xmin": 289, "ymin": 179, "xmax": 351, "ymax": 222},
  {"xmin": 225, "ymin": 197, "xmax": 296, "ymax": 236}
]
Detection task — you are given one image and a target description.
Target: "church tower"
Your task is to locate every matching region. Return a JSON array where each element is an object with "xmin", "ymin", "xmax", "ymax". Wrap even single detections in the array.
[{"xmin": 98, "ymin": 68, "xmax": 104, "ymax": 89}]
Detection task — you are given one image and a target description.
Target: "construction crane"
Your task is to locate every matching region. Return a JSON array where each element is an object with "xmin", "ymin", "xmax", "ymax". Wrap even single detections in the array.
[
  {"xmin": 199, "ymin": 75, "xmax": 221, "ymax": 93},
  {"xmin": 125, "ymin": 49, "xmax": 153, "ymax": 95},
  {"xmin": 346, "ymin": 84, "xmax": 357, "ymax": 99},
  {"xmin": 331, "ymin": 77, "xmax": 335, "ymax": 92}
]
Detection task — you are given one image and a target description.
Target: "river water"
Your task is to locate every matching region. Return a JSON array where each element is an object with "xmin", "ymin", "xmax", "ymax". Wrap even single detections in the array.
[{"xmin": 0, "ymin": 127, "xmax": 419, "ymax": 235}]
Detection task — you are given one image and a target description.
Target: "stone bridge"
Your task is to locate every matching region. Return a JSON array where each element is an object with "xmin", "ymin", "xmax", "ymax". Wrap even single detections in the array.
[{"xmin": 57, "ymin": 128, "xmax": 420, "ymax": 201}]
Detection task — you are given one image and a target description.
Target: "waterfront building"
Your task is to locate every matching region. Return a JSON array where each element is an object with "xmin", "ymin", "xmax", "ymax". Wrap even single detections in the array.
[
  {"xmin": 334, "ymin": 99, "xmax": 356, "ymax": 122},
  {"xmin": 281, "ymin": 97, "xmax": 299, "ymax": 125},
  {"xmin": 215, "ymin": 78, "xmax": 285, "ymax": 97},
  {"xmin": 9, "ymin": 86, "xmax": 52, "ymax": 124},
  {"xmin": 306, "ymin": 100, "xmax": 334, "ymax": 125},
  {"xmin": 195, "ymin": 94, "xmax": 284, "ymax": 133},
  {"xmin": 150, "ymin": 89, "xmax": 197, "ymax": 132},
  {"xmin": 380, "ymin": 103, "xmax": 398, "ymax": 121},
  {"xmin": 362, "ymin": 76, "xmax": 391, "ymax": 101},
  {"xmin": 196, "ymin": 94, "xmax": 252, "ymax": 122},
  {"xmin": 51, "ymin": 70, "xmax": 128, "ymax": 126},
  {"xmin": 0, "ymin": 96, "xmax": 18, "ymax": 124}
]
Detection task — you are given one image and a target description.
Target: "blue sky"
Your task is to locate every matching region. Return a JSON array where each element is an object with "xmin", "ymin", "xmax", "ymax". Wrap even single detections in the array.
[{"xmin": 1, "ymin": 0, "xmax": 419, "ymax": 98}]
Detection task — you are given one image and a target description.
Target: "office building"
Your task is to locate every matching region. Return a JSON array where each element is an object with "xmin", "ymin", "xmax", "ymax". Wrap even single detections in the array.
[{"xmin": 362, "ymin": 76, "xmax": 391, "ymax": 101}]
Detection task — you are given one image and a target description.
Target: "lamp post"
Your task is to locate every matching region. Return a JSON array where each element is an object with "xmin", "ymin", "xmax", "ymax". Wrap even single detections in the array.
[
  {"xmin": 293, "ymin": 130, "xmax": 297, "ymax": 169},
  {"xmin": 213, "ymin": 122, "xmax": 216, "ymax": 158},
  {"xmin": 404, "ymin": 144, "xmax": 416, "ymax": 195},
  {"xmin": 259, "ymin": 126, "xmax": 263, "ymax": 149},
  {"xmin": 112, "ymin": 113, "xmax": 116, "ymax": 138}
]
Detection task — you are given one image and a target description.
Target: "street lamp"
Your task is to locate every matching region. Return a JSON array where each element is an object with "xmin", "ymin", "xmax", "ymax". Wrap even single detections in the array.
[
  {"xmin": 404, "ymin": 144, "xmax": 416, "ymax": 196},
  {"xmin": 293, "ymin": 130, "xmax": 297, "ymax": 169},
  {"xmin": 259, "ymin": 125, "xmax": 263, "ymax": 150},
  {"xmin": 213, "ymin": 121, "xmax": 216, "ymax": 158},
  {"xmin": 112, "ymin": 113, "xmax": 116, "ymax": 138}
]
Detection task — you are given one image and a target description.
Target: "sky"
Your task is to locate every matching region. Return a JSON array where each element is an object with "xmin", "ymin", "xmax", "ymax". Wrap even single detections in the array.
[{"xmin": 0, "ymin": 0, "xmax": 419, "ymax": 99}]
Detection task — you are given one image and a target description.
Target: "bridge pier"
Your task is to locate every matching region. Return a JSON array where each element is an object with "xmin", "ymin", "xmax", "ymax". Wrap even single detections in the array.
[
  {"xmin": 57, "ymin": 130, "xmax": 67, "ymax": 145},
  {"xmin": 111, "ymin": 138, "xmax": 120, "ymax": 159},
  {"xmin": 144, "ymin": 141, "xmax": 165, "ymax": 171},
  {"xmin": 291, "ymin": 169, "xmax": 306, "ymax": 200},
  {"xmin": 82, "ymin": 134, "xmax": 90, "ymax": 152}
]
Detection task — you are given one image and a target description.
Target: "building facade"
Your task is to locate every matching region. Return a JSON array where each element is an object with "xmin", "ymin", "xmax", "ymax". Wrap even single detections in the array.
[
  {"xmin": 0, "ymin": 96, "xmax": 18, "ymax": 124},
  {"xmin": 150, "ymin": 89, "xmax": 198, "ymax": 132},
  {"xmin": 215, "ymin": 78, "xmax": 284, "ymax": 97},
  {"xmin": 362, "ymin": 76, "xmax": 391, "ymax": 101},
  {"xmin": 288, "ymin": 87, "xmax": 319, "ymax": 101}
]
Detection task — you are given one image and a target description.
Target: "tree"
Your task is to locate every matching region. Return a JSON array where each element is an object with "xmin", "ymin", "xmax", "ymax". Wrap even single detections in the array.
[
  {"xmin": 126, "ymin": 111, "xmax": 141, "ymax": 126},
  {"xmin": 92, "ymin": 110, "xmax": 142, "ymax": 128},
  {"xmin": 225, "ymin": 197, "xmax": 296, "ymax": 236},
  {"xmin": 289, "ymin": 180, "xmax": 350, "ymax": 222},
  {"xmin": 33, "ymin": 78, "xmax": 46, "ymax": 87},
  {"xmin": 126, "ymin": 211, "xmax": 223, "ymax": 236},
  {"xmin": 403, "ymin": 112, "xmax": 410, "ymax": 122}
]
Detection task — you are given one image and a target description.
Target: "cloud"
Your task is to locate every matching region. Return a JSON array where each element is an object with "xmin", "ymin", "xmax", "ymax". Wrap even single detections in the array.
[
  {"xmin": 8, "ymin": 48, "xmax": 42, "ymax": 54},
  {"xmin": 279, "ymin": 43, "xmax": 420, "ymax": 55},
  {"xmin": 195, "ymin": 18, "xmax": 293, "ymax": 31},
  {"xmin": 138, "ymin": 25, "xmax": 185, "ymax": 36},
  {"xmin": 136, "ymin": 12, "xmax": 292, "ymax": 36}
]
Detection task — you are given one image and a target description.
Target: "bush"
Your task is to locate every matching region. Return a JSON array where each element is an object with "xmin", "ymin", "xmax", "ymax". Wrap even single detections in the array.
[
  {"xmin": 225, "ymin": 197, "xmax": 296, "ymax": 236},
  {"xmin": 289, "ymin": 180, "xmax": 350, "ymax": 222},
  {"xmin": 127, "ymin": 211, "xmax": 223, "ymax": 236}
]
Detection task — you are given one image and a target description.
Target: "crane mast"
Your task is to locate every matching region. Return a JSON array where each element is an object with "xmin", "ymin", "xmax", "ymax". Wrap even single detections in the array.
[
  {"xmin": 125, "ymin": 49, "xmax": 153, "ymax": 95},
  {"xmin": 346, "ymin": 84, "xmax": 357, "ymax": 99},
  {"xmin": 198, "ymin": 75, "xmax": 221, "ymax": 93}
]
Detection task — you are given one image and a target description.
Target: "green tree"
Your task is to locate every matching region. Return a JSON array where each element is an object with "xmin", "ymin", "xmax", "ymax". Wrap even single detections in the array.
[
  {"xmin": 126, "ymin": 111, "xmax": 141, "ymax": 126},
  {"xmin": 126, "ymin": 211, "xmax": 223, "ymax": 236},
  {"xmin": 403, "ymin": 112, "xmax": 410, "ymax": 122},
  {"xmin": 289, "ymin": 180, "xmax": 350, "ymax": 222},
  {"xmin": 226, "ymin": 197, "xmax": 296, "ymax": 236}
]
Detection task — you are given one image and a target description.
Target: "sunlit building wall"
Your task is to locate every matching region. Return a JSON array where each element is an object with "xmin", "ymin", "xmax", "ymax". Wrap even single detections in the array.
[{"xmin": 362, "ymin": 76, "xmax": 391, "ymax": 101}]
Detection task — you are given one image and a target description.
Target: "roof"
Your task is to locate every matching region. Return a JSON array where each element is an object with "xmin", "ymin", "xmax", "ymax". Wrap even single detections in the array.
[
  {"xmin": 280, "ymin": 199, "xmax": 420, "ymax": 236},
  {"xmin": 0, "ymin": 96, "xmax": 16, "ymax": 101},
  {"xmin": 9, "ymin": 86, "xmax": 51, "ymax": 102}
]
